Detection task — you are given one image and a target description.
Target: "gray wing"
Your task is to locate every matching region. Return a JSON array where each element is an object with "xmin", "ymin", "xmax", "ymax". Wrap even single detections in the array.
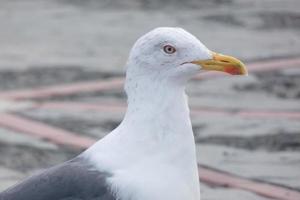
[{"xmin": 0, "ymin": 157, "xmax": 116, "ymax": 200}]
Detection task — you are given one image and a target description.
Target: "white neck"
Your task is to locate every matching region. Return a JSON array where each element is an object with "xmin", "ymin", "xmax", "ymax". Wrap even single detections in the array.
[
  {"xmin": 84, "ymin": 74, "xmax": 200, "ymax": 200},
  {"xmin": 86, "ymin": 74, "xmax": 198, "ymax": 169},
  {"xmin": 124, "ymin": 75, "xmax": 195, "ymax": 161}
]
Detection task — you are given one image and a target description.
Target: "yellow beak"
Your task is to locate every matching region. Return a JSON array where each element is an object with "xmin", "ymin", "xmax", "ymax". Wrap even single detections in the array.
[{"xmin": 192, "ymin": 51, "xmax": 247, "ymax": 75}]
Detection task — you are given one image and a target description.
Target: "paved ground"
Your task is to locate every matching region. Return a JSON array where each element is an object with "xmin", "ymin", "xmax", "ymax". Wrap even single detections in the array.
[{"xmin": 0, "ymin": 0, "xmax": 300, "ymax": 199}]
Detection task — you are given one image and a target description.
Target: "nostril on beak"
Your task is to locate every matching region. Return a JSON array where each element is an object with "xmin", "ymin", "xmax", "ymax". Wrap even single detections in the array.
[{"xmin": 221, "ymin": 60, "xmax": 230, "ymax": 63}]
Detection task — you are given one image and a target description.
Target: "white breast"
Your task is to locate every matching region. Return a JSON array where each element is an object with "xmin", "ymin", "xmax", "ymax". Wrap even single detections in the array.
[{"xmin": 108, "ymin": 156, "xmax": 200, "ymax": 200}]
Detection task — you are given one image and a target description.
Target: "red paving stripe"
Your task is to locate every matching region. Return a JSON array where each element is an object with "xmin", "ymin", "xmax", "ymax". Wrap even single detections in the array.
[
  {"xmin": 0, "ymin": 112, "xmax": 299, "ymax": 199},
  {"xmin": 33, "ymin": 101, "xmax": 126, "ymax": 113},
  {"xmin": 0, "ymin": 113, "xmax": 95, "ymax": 149},
  {"xmin": 34, "ymin": 101, "xmax": 300, "ymax": 120},
  {"xmin": 199, "ymin": 165, "xmax": 300, "ymax": 200},
  {"xmin": 246, "ymin": 57, "xmax": 300, "ymax": 72},
  {"xmin": 0, "ymin": 57, "xmax": 299, "ymax": 100},
  {"xmin": 0, "ymin": 77, "xmax": 124, "ymax": 100}
]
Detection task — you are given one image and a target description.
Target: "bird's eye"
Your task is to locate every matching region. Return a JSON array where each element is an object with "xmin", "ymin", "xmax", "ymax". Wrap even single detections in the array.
[{"xmin": 163, "ymin": 45, "xmax": 176, "ymax": 54}]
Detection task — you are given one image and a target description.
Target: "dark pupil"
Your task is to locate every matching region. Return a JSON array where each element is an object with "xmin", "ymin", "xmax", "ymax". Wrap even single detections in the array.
[{"xmin": 165, "ymin": 46, "xmax": 174, "ymax": 53}]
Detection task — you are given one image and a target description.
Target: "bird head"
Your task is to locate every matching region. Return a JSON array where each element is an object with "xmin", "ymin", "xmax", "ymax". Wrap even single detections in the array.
[{"xmin": 126, "ymin": 27, "xmax": 247, "ymax": 84}]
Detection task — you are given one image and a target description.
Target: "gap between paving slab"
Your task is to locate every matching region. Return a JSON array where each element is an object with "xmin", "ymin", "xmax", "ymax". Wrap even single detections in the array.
[{"xmin": 0, "ymin": 112, "xmax": 299, "ymax": 200}]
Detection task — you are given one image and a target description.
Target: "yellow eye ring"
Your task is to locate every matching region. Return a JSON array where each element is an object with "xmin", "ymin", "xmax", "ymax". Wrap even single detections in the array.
[{"xmin": 163, "ymin": 45, "xmax": 176, "ymax": 54}]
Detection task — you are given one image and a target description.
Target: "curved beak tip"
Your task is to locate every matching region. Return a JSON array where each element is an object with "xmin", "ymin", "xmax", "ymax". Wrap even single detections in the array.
[
  {"xmin": 225, "ymin": 63, "xmax": 248, "ymax": 76},
  {"xmin": 193, "ymin": 52, "xmax": 248, "ymax": 76}
]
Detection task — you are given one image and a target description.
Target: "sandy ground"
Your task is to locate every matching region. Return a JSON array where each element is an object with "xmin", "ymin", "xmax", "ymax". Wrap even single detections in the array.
[{"xmin": 0, "ymin": 0, "xmax": 300, "ymax": 199}]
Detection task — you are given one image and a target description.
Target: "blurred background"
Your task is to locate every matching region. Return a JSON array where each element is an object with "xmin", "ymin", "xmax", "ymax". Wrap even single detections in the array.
[{"xmin": 0, "ymin": 0, "xmax": 299, "ymax": 199}]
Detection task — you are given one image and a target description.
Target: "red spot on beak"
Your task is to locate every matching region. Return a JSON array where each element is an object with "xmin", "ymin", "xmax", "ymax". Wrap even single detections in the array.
[{"xmin": 224, "ymin": 66, "xmax": 240, "ymax": 75}]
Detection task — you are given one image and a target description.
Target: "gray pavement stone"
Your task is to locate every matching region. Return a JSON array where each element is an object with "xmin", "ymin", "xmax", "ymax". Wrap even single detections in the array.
[
  {"xmin": 200, "ymin": 183, "xmax": 273, "ymax": 200},
  {"xmin": 0, "ymin": 167, "xmax": 24, "ymax": 192},
  {"xmin": 0, "ymin": 127, "xmax": 79, "ymax": 180},
  {"xmin": 0, "ymin": 128, "xmax": 58, "ymax": 150},
  {"xmin": 192, "ymin": 113, "xmax": 300, "ymax": 139},
  {"xmin": 188, "ymin": 75, "xmax": 300, "ymax": 110},
  {"xmin": 197, "ymin": 144, "xmax": 300, "ymax": 189},
  {"xmin": 0, "ymin": 100, "xmax": 33, "ymax": 112},
  {"xmin": 17, "ymin": 109, "xmax": 124, "ymax": 139}
]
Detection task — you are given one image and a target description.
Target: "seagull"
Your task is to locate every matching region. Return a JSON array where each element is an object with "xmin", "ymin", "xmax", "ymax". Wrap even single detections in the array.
[{"xmin": 0, "ymin": 27, "xmax": 247, "ymax": 200}]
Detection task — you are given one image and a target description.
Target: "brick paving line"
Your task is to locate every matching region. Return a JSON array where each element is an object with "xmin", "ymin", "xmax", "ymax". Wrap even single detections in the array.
[
  {"xmin": 33, "ymin": 101, "xmax": 300, "ymax": 120},
  {"xmin": 32, "ymin": 101, "xmax": 127, "ymax": 113},
  {"xmin": 0, "ymin": 77, "xmax": 124, "ymax": 100},
  {"xmin": 0, "ymin": 113, "xmax": 95, "ymax": 149},
  {"xmin": 246, "ymin": 57, "xmax": 300, "ymax": 72},
  {"xmin": 0, "ymin": 112, "xmax": 299, "ymax": 200},
  {"xmin": 0, "ymin": 57, "xmax": 299, "ymax": 101}
]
